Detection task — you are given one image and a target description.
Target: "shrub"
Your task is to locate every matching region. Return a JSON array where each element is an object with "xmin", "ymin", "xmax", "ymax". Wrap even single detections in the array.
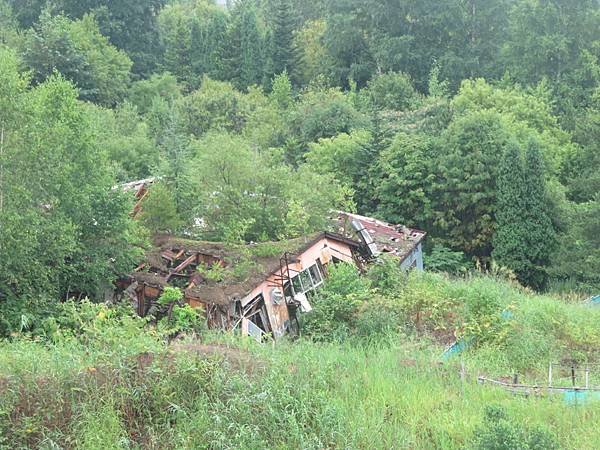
[
  {"xmin": 425, "ymin": 244, "xmax": 472, "ymax": 274},
  {"xmin": 367, "ymin": 254, "xmax": 407, "ymax": 296},
  {"xmin": 472, "ymin": 405, "xmax": 559, "ymax": 450},
  {"xmin": 158, "ymin": 286, "xmax": 184, "ymax": 306},
  {"xmin": 158, "ymin": 304, "xmax": 206, "ymax": 336},
  {"xmin": 354, "ymin": 294, "xmax": 403, "ymax": 339},
  {"xmin": 301, "ymin": 263, "xmax": 370, "ymax": 341},
  {"xmin": 198, "ymin": 261, "xmax": 227, "ymax": 282}
]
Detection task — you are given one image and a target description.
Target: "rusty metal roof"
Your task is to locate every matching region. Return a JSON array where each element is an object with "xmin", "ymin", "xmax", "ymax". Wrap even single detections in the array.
[{"xmin": 335, "ymin": 211, "xmax": 426, "ymax": 261}]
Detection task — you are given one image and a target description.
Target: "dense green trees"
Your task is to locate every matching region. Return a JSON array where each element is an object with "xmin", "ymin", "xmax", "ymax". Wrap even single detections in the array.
[
  {"xmin": 188, "ymin": 132, "xmax": 349, "ymax": 242},
  {"xmin": 225, "ymin": 0, "xmax": 265, "ymax": 89},
  {"xmin": 492, "ymin": 143, "xmax": 530, "ymax": 284},
  {"xmin": 264, "ymin": 0, "xmax": 299, "ymax": 83},
  {"xmin": 8, "ymin": 0, "xmax": 166, "ymax": 75},
  {"xmin": 158, "ymin": 0, "xmax": 227, "ymax": 89},
  {"xmin": 22, "ymin": 12, "xmax": 132, "ymax": 106},
  {"xmin": 0, "ymin": 0, "xmax": 598, "ymax": 312},
  {"xmin": 0, "ymin": 49, "xmax": 141, "ymax": 305}
]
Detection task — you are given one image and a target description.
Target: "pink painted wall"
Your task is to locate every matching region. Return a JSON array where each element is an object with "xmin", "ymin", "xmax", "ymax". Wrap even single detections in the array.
[{"xmin": 241, "ymin": 236, "xmax": 355, "ymax": 338}]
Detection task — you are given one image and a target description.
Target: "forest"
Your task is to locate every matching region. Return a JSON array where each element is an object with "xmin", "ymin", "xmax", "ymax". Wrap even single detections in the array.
[
  {"xmin": 1, "ymin": 0, "xmax": 598, "ymax": 330},
  {"xmin": 0, "ymin": 1, "xmax": 599, "ymax": 447}
]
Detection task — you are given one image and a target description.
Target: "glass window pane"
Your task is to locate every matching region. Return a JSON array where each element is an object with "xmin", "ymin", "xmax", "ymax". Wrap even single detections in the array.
[
  {"xmin": 309, "ymin": 264, "xmax": 323, "ymax": 285},
  {"xmin": 299, "ymin": 269, "xmax": 313, "ymax": 291}
]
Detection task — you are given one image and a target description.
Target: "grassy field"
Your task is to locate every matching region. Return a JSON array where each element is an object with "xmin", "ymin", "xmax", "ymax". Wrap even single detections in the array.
[{"xmin": 2, "ymin": 272, "xmax": 600, "ymax": 449}]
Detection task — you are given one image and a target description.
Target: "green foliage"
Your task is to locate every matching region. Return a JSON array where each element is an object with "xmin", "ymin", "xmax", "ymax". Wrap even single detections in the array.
[
  {"xmin": 564, "ymin": 94, "xmax": 600, "ymax": 202},
  {"xmin": 304, "ymin": 261, "xmax": 453, "ymax": 341},
  {"xmin": 0, "ymin": 0, "xmax": 19, "ymax": 47},
  {"xmin": 188, "ymin": 131, "xmax": 350, "ymax": 241},
  {"xmin": 502, "ymin": 0, "xmax": 599, "ymax": 121},
  {"xmin": 434, "ymin": 111, "xmax": 509, "ymax": 258},
  {"xmin": 472, "ymin": 405, "xmax": 559, "ymax": 450},
  {"xmin": 90, "ymin": 102, "xmax": 160, "ymax": 181},
  {"xmin": 452, "ymin": 79, "xmax": 573, "ymax": 173},
  {"xmin": 76, "ymin": 402, "xmax": 128, "ymax": 449},
  {"xmin": 550, "ymin": 199, "xmax": 600, "ymax": 292},
  {"xmin": 46, "ymin": 0, "xmax": 167, "ymax": 77},
  {"xmin": 293, "ymin": 19, "xmax": 332, "ymax": 85},
  {"xmin": 366, "ymin": 254, "xmax": 407, "ymax": 296},
  {"xmin": 0, "ymin": 53, "xmax": 142, "ymax": 306},
  {"xmin": 128, "ymin": 72, "xmax": 181, "ymax": 116},
  {"xmin": 22, "ymin": 12, "xmax": 132, "ymax": 106},
  {"xmin": 224, "ymin": 0, "xmax": 265, "ymax": 90},
  {"xmin": 264, "ymin": 0, "xmax": 300, "ymax": 84},
  {"xmin": 492, "ymin": 142, "xmax": 530, "ymax": 283},
  {"xmin": 179, "ymin": 77, "xmax": 249, "ymax": 137},
  {"xmin": 493, "ymin": 139, "xmax": 556, "ymax": 289},
  {"xmin": 198, "ymin": 261, "xmax": 227, "ymax": 282},
  {"xmin": 158, "ymin": 304, "xmax": 206, "ymax": 336},
  {"xmin": 288, "ymin": 85, "xmax": 370, "ymax": 163},
  {"xmin": 301, "ymin": 263, "xmax": 370, "ymax": 341},
  {"xmin": 304, "ymin": 129, "xmax": 373, "ymax": 202},
  {"xmin": 138, "ymin": 182, "xmax": 182, "ymax": 234},
  {"xmin": 158, "ymin": 0, "xmax": 227, "ymax": 89},
  {"xmin": 374, "ymin": 132, "xmax": 437, "ymax": 227},
  {"xmin": 522, "ymin": 139, "xmax": 556, "ymax": 288},
  {"xmin": 362, "ymin": 71, "xmax": 421, "ymax": 111},
  {"xmin": 425, "ymin": 245, "xmax": 472, "ymax": 274},
  {"xmin": 270, "ymin": 70, "xmax": 293, "ymax": 109},
  {"xmin": 158, "ymin": 286, "xmax": 183, "ymax": 306},
  {"xmin": 428, "ymin": 63, "xmax": 449, "ymax": 98}
]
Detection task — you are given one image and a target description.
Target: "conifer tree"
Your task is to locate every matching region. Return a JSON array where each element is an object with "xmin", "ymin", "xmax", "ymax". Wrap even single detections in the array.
[
  {"xmin": 189, "ymin": 6, "xmax": 228, "ymax": 84},
  {"xmin": 225, "ymin": 0, "xmax": 264, "ymax": 89},
  {"xmin": 264, "ymin": 0, "xmax": 299, "ymax": 84},
  {"xmin": 492, "ymin": 141, "xmax": 530, "ymax": 281},
  {"xmin": 522, "ymin": 138, "xmax": 556, "ymax": 289}
]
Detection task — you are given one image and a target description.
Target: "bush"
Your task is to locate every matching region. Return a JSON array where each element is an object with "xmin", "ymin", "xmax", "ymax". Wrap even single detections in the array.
[
  {"xmin": 363, "ymin": 71, "xmax": 421, "ymax": 111},
  {"xmin": 301, "ymin": 263, "xmax": 370, "ymax": 341},
  {"xmin": 354, "ymin": 294, "xmax": 403, "ymax": 339},
  {"xmin": 367, "ymin": 254, "xmax": 408, "ymax": 296},
  {"xmin": 425, "ymin": 244, "xmax": 472, "ymax": 274},
  {"xmin": 472, "ymin": 405, "xmax": 559, "ymax": 450},
  {"xmin": 158, "ymin": 304, "xmax": 206, "ymax": 337}
]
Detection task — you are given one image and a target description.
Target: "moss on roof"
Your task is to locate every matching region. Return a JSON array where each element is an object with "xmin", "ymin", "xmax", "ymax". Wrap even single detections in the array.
[{"xmin": 138, "ymin": 233, "xmax": 326, "ymax": 305}]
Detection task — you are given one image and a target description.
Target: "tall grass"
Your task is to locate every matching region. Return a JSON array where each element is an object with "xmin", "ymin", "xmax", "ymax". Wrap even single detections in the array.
[{"xmin": 2, "ymin": 273, "xmax": 600, "ymax": 448}]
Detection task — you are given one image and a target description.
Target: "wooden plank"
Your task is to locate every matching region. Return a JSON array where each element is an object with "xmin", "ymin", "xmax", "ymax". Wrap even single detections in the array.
[{"xmin": 166, "ymin": 254, "xmax": 197, "ymax": 281}]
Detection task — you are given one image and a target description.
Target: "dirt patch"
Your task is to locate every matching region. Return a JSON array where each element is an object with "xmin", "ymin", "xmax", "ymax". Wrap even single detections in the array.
[
  {"xmin": 430, "ymin": 327, "xmax": 457, "ymax": 346},
  {"xmin": 170, "ymin": 342, "xmax": 267, "ymax": 374}
]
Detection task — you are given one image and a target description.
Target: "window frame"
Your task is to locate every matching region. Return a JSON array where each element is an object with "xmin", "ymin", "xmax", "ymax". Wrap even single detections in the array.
[{"xmin": 290, "ymin": 263, "xmax": 324, "ymax": 296}]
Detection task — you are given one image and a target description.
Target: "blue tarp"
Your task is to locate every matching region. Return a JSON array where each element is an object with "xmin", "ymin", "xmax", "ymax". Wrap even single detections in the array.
[
  {"xmin": 441, "ymin": 309, "xmax": 513, "ymax": 360},
  {"xmin": 441, "ymin": 338, "xmax": 472, "ymax": 360},
  {"xmin": 588, "ymin": 295, "xmax": 600, "ymax": 305},
  {"xmin": 563, "ymin": 389, "xmax": 600, "ymax": 405}
]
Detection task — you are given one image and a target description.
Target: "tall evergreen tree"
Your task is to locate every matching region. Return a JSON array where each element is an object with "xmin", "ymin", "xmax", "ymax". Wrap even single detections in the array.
[
  {"xmin": 190, "ymin": 6, "xmax": 228, "ymax": 83},
  {"xmin": 522, "ymin": 138, "xmax": 556, "ymax": 289},
  {"xmin": 264, "ymin": 0, "xmax": 299, "ymax": 84},
  {"xmin": 225, "ymin": 0, "xmax": 264, "ymax": 89},
  {"xmin": 492, "ymin": 141, "xmax": 529, "ymax": 280}
]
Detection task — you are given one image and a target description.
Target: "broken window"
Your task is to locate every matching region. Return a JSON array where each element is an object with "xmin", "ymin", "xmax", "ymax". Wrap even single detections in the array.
[{"xmin": 290, "ymin": 263, "xmax": 324, "ymax": 296}]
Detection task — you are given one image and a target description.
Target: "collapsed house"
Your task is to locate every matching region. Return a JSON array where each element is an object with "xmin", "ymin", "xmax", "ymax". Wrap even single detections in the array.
[
  {"xmin": 117, "ymin": 211, "xmax": 425, "ymax": 341},
  {"xmin": 118, "ymin": 177, "xmax": 157, "ymax": 218}
]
